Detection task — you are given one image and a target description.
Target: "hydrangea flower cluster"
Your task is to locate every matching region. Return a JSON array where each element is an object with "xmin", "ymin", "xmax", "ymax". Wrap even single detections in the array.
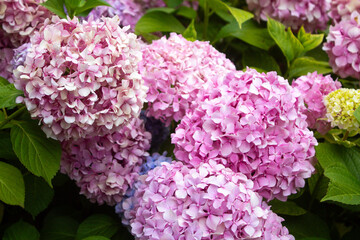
[
  {"xmin": 0, "ymin": 47, "xmax": 13, "ymax": 79},
  {"xmin": 0, "ymin": 0, "xmax": 52, "ymax": 46},
  {"xmin": 128, "ymin": 161, "xmax": 294, "ymax": 240},
  {"xmin": 324, "ymin": 88, "xmax": 360, "ymax": 131},
  {"xmin": 172, "ymin": 68, "xmax": 317, "ymax": 201},
  {"xmin": 61, "ymin": 118, "xmax": 151, "ymax": 206},
  {"xmin": 329, "ymin": 0, "xmax": 360, "ymax": 23},
  {"xmin": 292, "ymin": 72, "xmax": 341, "ymax": 135},
  {"xmin": 87, "ymin": 0, "xmax": 165, "ymax": 31},
  {"xmin": 246, "ymin": 0, "xmax": 330, "ymax": 32},
  {"xmin": 323, "ymin": 11, "xmax": 360, "ymax": 80},
  {"xmin": 12, "ymin": 16, "xmax": 147, "ymax": 141},
  {"xmin": 140, "ymin": 33, "xmax": 235, "ymax": 126},
  {"xmin": 115, "ymin": 151, "xmax": 173, "ymax": 225}
]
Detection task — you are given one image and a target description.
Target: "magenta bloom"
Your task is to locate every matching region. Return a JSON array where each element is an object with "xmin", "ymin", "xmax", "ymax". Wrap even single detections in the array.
[
  {"xmin": 246, "ymin": 0, "xmax": 330, "ymax": 32},
  {"xmin": 172, "ymin": 68, "xmax": 317, "ymax": 201},
  {"xmin": 329, "ymin": 0, "xmax": 360, "ymax": 23},
  {"xmin": 13, "ymin": 16, "xmax": 147, "ymax": 141},
  {"xmin": 292, "ymin": 72, "xmax": 341, "ymax": 135},
  {"xmin": 140, "ymin": 33, "xmax": 235, "ymax": 126},
  {"xmin": 0, "ymin": 0, "xmax": 52, "ymax": 46},
  {"xmin": 323, "ymin": 11, "xmax": 360, "ymax": 80},
  {"xmin": 61, "ymin": 118, "xmax": 151, "ymax": 206},
  {"xmin": 129, "ymin": 161, "xmax": 294, "ymax": 240}
]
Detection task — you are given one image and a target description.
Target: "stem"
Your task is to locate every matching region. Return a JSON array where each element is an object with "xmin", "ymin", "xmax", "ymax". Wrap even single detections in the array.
[
  {"xmin": 2, "ymin": 108, "xmax": 7, "ymax": 118},
  {"xmin": 0, "ymin": 106, "xmax": 26, "ymax": 129},
  {"xmin": 342, "ymin": 131, "xmax": 349, "ymax": 141},
  {"xmin": 203, "ymin": 0, "xmax": 209, "ymax": 40}
]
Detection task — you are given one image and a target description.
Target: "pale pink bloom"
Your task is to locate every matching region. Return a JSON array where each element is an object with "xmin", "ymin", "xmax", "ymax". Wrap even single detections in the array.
[
  {"xmin": 329, "ymin": 0, "xmax": 360, "ymax": 23},
  {"xmin": 172, "ymin": 68, "xmax": 317, "ymax": 201}
]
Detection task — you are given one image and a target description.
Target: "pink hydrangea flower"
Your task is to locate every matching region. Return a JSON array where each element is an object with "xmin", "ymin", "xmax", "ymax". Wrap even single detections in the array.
[
  {"xmin": 323, "ymin": 11, "xmax": 360, "ymax": 79},
  {"xmin": 61, "ymin": 117, "xmax": 151, "ymax": 206},
  {"xmin": 0, "ymin": 0, "xmax": 52, "ymax": 47},
  {"xmin": 13, "ymin": 16, "xmax": 147, "ymax": 141},
  {"xmin": 246, "ymin": 0, "xmax": 330, "ymax": 32},
  {"xmin": 0, "ymin": 47, "xmax": 13, "ymax": 79},
  {"xmin": 140, "ymin": 33, "xmax": 235, "ymax": 126},
  {"xmin": 172, "ymin": 68, "xmax": 317, "ymax": 201},
  {"xmin": 128, "ymin": 161, "xmax": 294, "ymax": 240},
  {"xmin": 292, "ymin": 72, "xmax": 341, "ymax": 135},
  {"xmin": 329, "ymin": 0, "xmax": 360, "ymax": 23}
]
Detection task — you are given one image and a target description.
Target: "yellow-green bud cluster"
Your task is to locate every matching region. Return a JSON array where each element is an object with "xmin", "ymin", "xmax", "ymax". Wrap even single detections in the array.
[{"xmin": 324, "ymin": 88, "xmax": 360, "ymax": 131}]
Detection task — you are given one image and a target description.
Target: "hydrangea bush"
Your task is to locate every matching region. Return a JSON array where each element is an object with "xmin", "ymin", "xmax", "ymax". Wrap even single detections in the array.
[{"xmin": 1, "ymin": 0, "xmax": 360, "ymax": 239}]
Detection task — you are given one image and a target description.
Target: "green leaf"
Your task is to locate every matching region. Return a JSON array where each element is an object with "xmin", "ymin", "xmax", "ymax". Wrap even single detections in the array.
[
  {"xmin": 0, "ymin": 162, "xmax": 25, "ymax": 207},
  {"xmin": 214, "ymin": 20, "xmax": 275, "ymax": 50},
  {"xmin": 41, "ymin": 216, "xmax": 79, "ymax": 240},
  {"xmin": 182, "ymin": 19, "xmax": 197, "ymax": 41},
  {"xmin": 316, "ymin": 143, "xmax": 360, "ymax": 205},
  {"xmin": 135, "ymin": 11, "xmax": 185, "ymax": 35},
  {"xmin": 0, "ymin": 83, "xmax": 23, "ymax": 109},
  {"xmin": 297, "ymin": 26, "xmax": 324, "ymax": 52},
  {"xmin": 267, "ymin": 18, "xmax": 304, "ymax": 63},
  {"xmin": 242, "ymin": 48, "xmax": 281, "ymax": 74},
  {"xmin": 176, "ymin": 6, "xmax": 196, "ymax": 19},
  {"xmin": 41, "ymin": 0, "xmax": 67, "ymax": 18},
  {"xmin": 307, "ymin": 163, "xmax": 329, "ymax": 201},
  {"xmin": 75, "ymin": 0, "xmax": 111, "ymax": 15},
  {"xmin": 165, "ymin": 0, "xmax": 183, "ymax": 8},
  {"xmin": 3, "ymin": 221, "xmax": 40, "ymax": 240},
  {"xmin": 283, "ymin": 213, "xmax": 331, "ymax": 239},
  {"xmin": 287, "ymin": 57, "xmax": 332, "ymax": 79},
  {"xmin": 82, "ymin": 237, "xmax": 110, "ymax": 240},
  {"xmin": 0, "ymin": 131, "xmax": 17, "ymax": 160},
  {"xmin": 146, "ymin": 7, "xmax": 176, "ymax": 14},
  {"xmin": 24, "ymin": 174, "xmax": 54, "ymax": 218},
  {"xmin": 75, "ymin": 215, "xmax": 118, "ymax": 240},
  {"xmin": 354, "ymin": 105, "xmax": 360, "ymax": 124},
  {"xmin": 10, "ymin": 121, "xmax": 61, "ymax": 186},
  {"xmin": 269, "ymin": 199, "xmax": 307, "ymax": 216}
]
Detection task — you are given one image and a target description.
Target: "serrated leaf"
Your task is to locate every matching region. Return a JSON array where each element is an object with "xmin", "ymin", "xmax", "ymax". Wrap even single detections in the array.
[
  {"xmin": 242, "ymin": 48, "xmax": 281, "ymax": 74},
  {"xmin": 0, "ymin": 162, "xmax": 24, "ymax": 207},
  {"xmin": 41, "ymin": 216, "xmax": 79, "ymax": 240},
  {"xmin": 41, "ymin": 0, "xmax": 67, "ymax": 18},
  {"xmin": 269, "ymin": 199, "xmax": 307, "ymax": 216},
  {"xmin": 82, "ymin": 237, "xmax": 110, "ymax": 240},
  {"xmin": 75, "ymin": 0, "xmax": 111, "ymax": 15},
  {"xmin": 297, "ymin": 26, "xmax": 324, "ymax": 52},
  {"xmin": 0, "ymin": 131, "xmax": 17, "ymax": 160},
  {"xmin": 24, "ymin": 174, "xmax": 54, "ymax": 218},
  {"xmin": 0, "ymin": 84, "xmax": 23, "ymax": 109},
  {"xmin": 75, "ymin": 214, "xmax": 118, "ymax": 240},
  {"xmin": 287, "ymin": 57, "xmax": 332, "ymax": 79},
  {"xmin": 10, "ymin": 121, "xmax": 61, "ymax": 186},
  {"xmin": 135, "ymin": 11, "xmax": 185, "ymax": 35},
  {"xmin": 3, "ymin": 221, "xmax": 40, "ymax": 240},
  {"xmin": 316, "ymin": 143, "xmax": 360, "ymax": 205},
  {"xmin": 182, "ymin": 19, "xmax": 197, "ymax": 41},
  {"xmin": 214, "ymin": 20, "xmax": 275, "ymax": 50},
  {"xmin": 176, "ymin": 6, "xmax": 196, "ymax": 19},
  {"xmin": 267, "ymin": 18, "xmax": 304, "ymax": 63}
]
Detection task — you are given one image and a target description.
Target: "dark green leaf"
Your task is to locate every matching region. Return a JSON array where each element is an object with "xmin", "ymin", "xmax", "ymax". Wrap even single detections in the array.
[
  {"xmin": 214, "ymin": 20, "xmax": 275, "ymax": 50},
  {"xmin": 307, "ymin": 162, "xmax": 329, "ymax": 201},
  {"xmin": 165, "ymin": 0, "xmax": 183, "ymax": 8},
  {"xmin": 41, "ymin": 0, "xmax": 67, "ymax": 18},
  {"xmin": 354, "ymin": 105, "xmax": 360, "ymax": 123},
  {"xmin": 297, "ymin": 26, "xmax": 324, "ymax": 52},
  {"xmin": 242, "ymin": 48, "xmax": 281, "ymax": 74},
  {"xmin": 287, "ymin": 57, "xmax": 332, "ymax": 79},
  {"xmin": 0, "ymin": 83, "xmax": 23, "ymax": 109},
  {"xmin": 41, "ymin": 216, "xmax": 79, "ymax": 240},
  {"xmin": 0, "ymin": 162, "xmax": 25, "ymax": 207},
  {"xmin": 135, "ymin": 11, "xmax": 185, "ymax": 34},
  {"xmin": 76, "ymin": 0, "xmax": 111, "ymax": 15},
  {"xmin": 10, "ymin": 121, "xmax": 61, "ymax": 186},
  {"xmin": 283, "ymin": 213, "xmax": 331, "ymax": 239},
  {"xmin": 176, "ymin": 6, "xmax": 196, "ymax": 19},
  {"xmin": 0, "ymin": 131, "xmax": 17, "ymax": 160},
  {"xmin": 82, "ymin": 237, "xmax": 110, "ymax": 240},
  {"xmin": 75, "ymin": 214, "xmax": 118, "ymax": 240},
  {"xmin": 342, "ymin": 227, "xmax": 360, "ymax": 240},
  {"xmin": 3, "ymin": 221, "xmax": 40, "ymax": 240},
  {"xmin": 269, "ymin": 199, "xmax": 307, "ymax": 216},
  {"xmin": 316, "ymin": 143, "xmax": 360, "ymax": 205},
  {"xmin": 267, "ymin": 18, "xmax": 304, "ymax": 63},
  {"xmin": 24, "ymin": 174, "xmax": 54, "ymax": 218},
  {"xmin": 182, "ymin": 19, "xmax": 197, "ymax": 41}
]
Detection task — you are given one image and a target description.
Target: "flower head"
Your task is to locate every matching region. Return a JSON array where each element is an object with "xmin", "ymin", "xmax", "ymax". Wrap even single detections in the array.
[
  {"xmin": 61, "ymin": 118, "xmax": 151, "ymax": 206},
  {"xmin": 13, "ymin": 16, "xmax": 147, "ymax": 141},
  {"xmin": 323, "ymin": 11, "xmax": 360, "ymax": 80},
  {"xmin": 246, "ymin": 0, "xmax": 330, "ymax": 32},
  {"xmin": 329, "ymin": 0, "xmax": 360, "ymax": 23},
  {"xmin": 0, "ymin": 47, "xmax": 13, "ymax": 79},
  {"xmin": 292, "ymin": 72, "xmax": 341, "ymax": 134},
  {"xmin": 129, "ymin": 161, "xmax": 294, "ymax": 240},
  {"xmin": 172, "ymin": 68, "xmax": 317, "ymax": 201},
  {"xmin": 140, "ymin": 33, "xmax": 235, "ymax": 126},
  {"xmin": 324, "ymin": 88, "xmax": 360, "ymax": 131}
]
